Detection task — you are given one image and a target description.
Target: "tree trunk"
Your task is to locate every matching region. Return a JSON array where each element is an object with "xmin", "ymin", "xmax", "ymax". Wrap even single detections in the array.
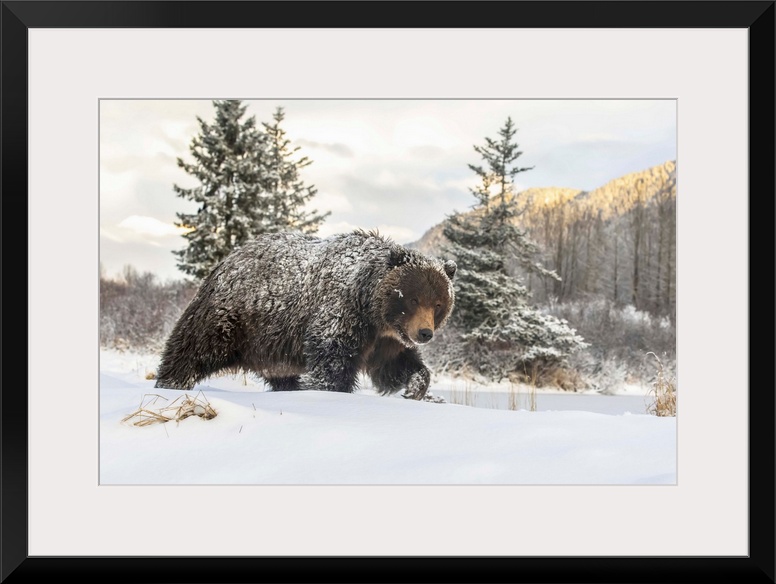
[
  {"xmin": 554, "ymin": 207, "xmax": 565, "ymax": 299},
  {"xmin": 613, "ymin": 232, "xmax": 619, "ymax": 303}
]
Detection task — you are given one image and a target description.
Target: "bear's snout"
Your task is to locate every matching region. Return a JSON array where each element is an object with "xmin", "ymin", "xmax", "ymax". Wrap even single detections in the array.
[
  {"xmin": 417, "ymin": 328, "xmax": 434, "ymax": 343},
  {"xmin": 405, "ymin": 305, "xmax": 436, "ymax": 345}
]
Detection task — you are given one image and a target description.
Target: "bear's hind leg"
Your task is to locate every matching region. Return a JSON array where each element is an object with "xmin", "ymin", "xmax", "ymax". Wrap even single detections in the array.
[
  {"xmin": 154, "ymin": 352, "xmax": 202, "ymax": 390},
  {"xmin": 155, "ymin": 353, "xmax": 238, "ymax": 390},
  {"xmin": 154, "ymin": 335, "xmax": 239, "ymax": 390}
]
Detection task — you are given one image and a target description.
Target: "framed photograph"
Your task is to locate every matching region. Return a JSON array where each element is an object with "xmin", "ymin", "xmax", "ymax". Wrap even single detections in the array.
[
  {"xmin": 98, "ymin": 96, "xmax": 679, "ymax": 488},
  {"xmin": 6, "ymin": 1, "xmax": 773, "ymax": 582}
]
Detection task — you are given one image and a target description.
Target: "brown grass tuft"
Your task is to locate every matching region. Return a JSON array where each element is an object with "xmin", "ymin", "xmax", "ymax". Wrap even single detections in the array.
[
  {"xmin": 646, "ymin": 352, "xmax": 676, "ymax": 417},
  {"xmin": 122, "ymin": 391, "xmax": 217, "ymax": 427}
]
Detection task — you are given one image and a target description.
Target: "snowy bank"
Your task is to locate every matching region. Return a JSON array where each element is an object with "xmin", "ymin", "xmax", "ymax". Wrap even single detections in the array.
[
  {"xmin": 100, "ymin": 350, "xmax": 676, "ymax": 485},
  {"xmin": 100, "ymin": 351, "xmax": 676, "ymax": 485}
]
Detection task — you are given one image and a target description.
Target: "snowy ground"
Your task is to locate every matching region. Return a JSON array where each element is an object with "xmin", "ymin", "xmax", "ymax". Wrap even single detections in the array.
[{"xmin": 99, "ymin": 349, "xmax": 676, "ymax": 485}]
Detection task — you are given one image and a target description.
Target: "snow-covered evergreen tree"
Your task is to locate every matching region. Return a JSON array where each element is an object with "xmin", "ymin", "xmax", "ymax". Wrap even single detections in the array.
[
  {"xmin": 442, "ymin": 117, "xmax": 587, "ymax": 381},
  {"xmin": 261, "ymin": 107, "xmax": 329, "ymax": 234},
  {"xmin": 173, "ymin": 100, "xmax": 268, "ymax": 279},
  {"xmin": 173, "ymin": 101, "xmax": 329, "ymax": 280}
]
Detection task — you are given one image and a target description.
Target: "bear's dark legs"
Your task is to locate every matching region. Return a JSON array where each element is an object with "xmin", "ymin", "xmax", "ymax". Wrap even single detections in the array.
[
  {"xmin": 154, "ymin": 322, "xmax": 239, "ymax": 390},
  {"xmin": 265, "ymin": 376, "xmax": 302, "ymax": 392},
  {"xmin": 155, "ymin": 351, "xmax": 237, "ymax": 390},
  {"xmin": 298, "ymin": 363, "xmax": 359, "ymax": 393},
  {"xmin": 369, "ymin": 348, "xmax": 431, "ymax": 400},
  {"xmin": 298, "ymin": 336, "xmax": 360, "ymax": 393},
  {"xmin": 154, "ymin": 348, "xmax": 201, "ymax": 390},
  {"xmin": 402, "ymin": 367, "xmax": 432, "ymax": 401}
]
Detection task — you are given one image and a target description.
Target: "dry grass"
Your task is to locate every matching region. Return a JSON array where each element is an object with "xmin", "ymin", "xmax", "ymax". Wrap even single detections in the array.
[
  {"xmin": 646, "ymin": 352, "xmax": 676, "ymax": 417},
  {"xmin": 507, "ymin": 381, "xmax": 536, "ymax": 412},
  {"xmin": 121, "ymin": 391, "xmax": 217, "ymax": 427},
  {"xmin": 528, "ymin": 366, "xmax": 538, "ymax": 412},
  {"xmin": 144, "ymin": 371, "xmax": 157, "ymax": 380},
  {"xmin": 449, "ymin": 381, "xmax": 477, "ymax": 407},
  {"xmin": 508, "ymin": 383, "xmax": 519, "ymax": 411},
  {"xmin": 516, "ymin": 363, "xmax": 541, "ymax": 412},
  {"xmin": 540, "ymin": 366, "xmax": 584, "ymax": 391}
]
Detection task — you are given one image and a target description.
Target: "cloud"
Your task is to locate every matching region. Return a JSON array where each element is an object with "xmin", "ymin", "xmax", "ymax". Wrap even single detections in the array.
[
  {"xmin": 307, "ymin": 190, "xmax": 353, "ymax": 214},
  {"xmin": 316, "ymin": 220, "xmax": 360, "ymax": 239},
  {"xmin": 100, "ymin": 152, "xmax": 177, "ymax": 175},
  {"xmin": 118, "ymin": 215, "xmax": 189, "ymax": 238},
  {"xmin": 570, "ymin": 133, "xmax": 622, "ymax": 144},
  {"xmin": 100, "ymin": 237, "xmax": 184, "ymax": 282},
  {"xmin": 373, "ymin": 225, "xmax": 417, "ymax": 243},
  {"xmin": 296, "ymin": 139, "xmax": 354, "ymax": 158},
  {"xmin": 100, "ymin": 227, "xmax": 124, "ymax": 243},
  {"xmin": 408, "ymin": 145, "xmax": 446, "ymax": 159}
]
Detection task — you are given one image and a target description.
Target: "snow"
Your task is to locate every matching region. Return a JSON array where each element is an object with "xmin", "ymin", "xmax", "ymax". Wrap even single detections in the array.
[{"xmin": 100, "ymin": 349, "xmax": 676, "ymax": 485}]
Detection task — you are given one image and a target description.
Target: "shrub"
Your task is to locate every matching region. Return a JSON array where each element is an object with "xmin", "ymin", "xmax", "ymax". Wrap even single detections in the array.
[
  {"xmin": 646, "ymin": 352, "xmax": 677, "ymax": 417},
  {"xmin": 100, "ymin": 266, "xmax": 196, "ymax": 351}
]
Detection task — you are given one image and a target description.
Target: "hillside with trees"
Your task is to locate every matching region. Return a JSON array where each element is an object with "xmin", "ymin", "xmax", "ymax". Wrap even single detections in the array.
[
  {"xmin": 413, "ymin": 160, "xmax": 677, "ymax": 390},
  {"xmin": 433, "ymin": 117, "xmax": 587, "ymax": 384},
  {"xmin": 413, "ymin": 160, "xmax": 676, "ymax": 316}
]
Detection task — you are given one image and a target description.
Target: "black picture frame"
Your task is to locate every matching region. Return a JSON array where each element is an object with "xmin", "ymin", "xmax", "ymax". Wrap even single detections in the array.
[{"xmin": 2, "ymin": 2, "xmax": 773, "ymax": 582}]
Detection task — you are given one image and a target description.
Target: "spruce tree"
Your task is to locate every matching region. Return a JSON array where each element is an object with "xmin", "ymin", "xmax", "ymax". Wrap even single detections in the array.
[
  {"xmin": 173, "ymin": 101, "xmax": 328, "ymax": 280},
  {"xmin": 261, "ymin": 107, "xmax": 330, "ymax": 234},
  {"xmin": 173, "ymin": 100, "xmax": 268, "ymax": 279},
  {"xmin": 442, "ymin": 117, "xmax": 586, "ymax": 381}
]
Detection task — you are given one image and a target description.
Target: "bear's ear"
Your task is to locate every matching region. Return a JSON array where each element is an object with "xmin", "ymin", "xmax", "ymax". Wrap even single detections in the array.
[
  {"xmin": 388, "ymin": 246, "xmax": 408, "ymax": 268},
  {"xmin": 443, "ymin": 260, "xmax": 457, "ymax": 279}
]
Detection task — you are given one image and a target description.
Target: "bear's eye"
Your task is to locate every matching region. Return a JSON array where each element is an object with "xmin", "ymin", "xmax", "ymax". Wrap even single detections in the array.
[{"xmin": 411, "ymin": 298, "xmax": 418, "ymax": 306}]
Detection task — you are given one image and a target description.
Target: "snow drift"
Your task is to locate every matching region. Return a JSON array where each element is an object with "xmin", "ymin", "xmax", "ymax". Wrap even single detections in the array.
[{"xmin": 100, "ymin": 350, "xmax": 676, "ymax": 485}]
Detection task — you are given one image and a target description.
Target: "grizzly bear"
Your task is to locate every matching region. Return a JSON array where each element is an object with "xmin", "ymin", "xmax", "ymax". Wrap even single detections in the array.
[{"xmin": 154, "ymin": 230, "xmax": 456, "ymax": 400}]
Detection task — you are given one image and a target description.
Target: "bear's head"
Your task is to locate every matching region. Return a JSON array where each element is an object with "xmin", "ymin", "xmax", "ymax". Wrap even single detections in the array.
[{"xmin": 379, "ymin": 247, "xmax": 457, "ymax": 348}]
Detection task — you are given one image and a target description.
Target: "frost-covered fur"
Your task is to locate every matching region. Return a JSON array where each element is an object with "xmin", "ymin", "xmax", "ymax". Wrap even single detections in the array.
[{"xmin": 155, "ymin": 230, "xmax": 456, "ymax": 400}]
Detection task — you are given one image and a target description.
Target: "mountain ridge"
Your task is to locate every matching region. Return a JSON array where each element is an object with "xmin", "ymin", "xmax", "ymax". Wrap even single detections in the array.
[{"xmin": 409, "ymin": 160, "xmax": 676, "ymax": 256}]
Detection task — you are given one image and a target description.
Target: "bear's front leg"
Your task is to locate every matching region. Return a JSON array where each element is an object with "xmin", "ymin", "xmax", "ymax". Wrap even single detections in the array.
[
  {"xmin": 298, "ymin": 367, "xmax": 359, "ymax": 393},
  {"xmin": 401, "ymin": 367, "xmax": 431, "ymax": 401},
  {"xmin": 299, "ymin": 335, "xmax": 360, "ymax": 393},
  {"xmin": 369, "ymin": 347, "xmax": 441, "ymax": 402}
]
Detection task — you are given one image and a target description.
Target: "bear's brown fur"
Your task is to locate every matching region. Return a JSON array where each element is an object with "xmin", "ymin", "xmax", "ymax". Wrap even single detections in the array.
[{"xmin": 155, "ymin": 230, "xmax": 456, "ymax": 399}]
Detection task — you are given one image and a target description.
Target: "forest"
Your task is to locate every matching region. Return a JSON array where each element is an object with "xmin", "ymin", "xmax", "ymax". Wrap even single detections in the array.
[{"xmin": 412, "ymin": 159, "xmax": 676, "ymax": 390}]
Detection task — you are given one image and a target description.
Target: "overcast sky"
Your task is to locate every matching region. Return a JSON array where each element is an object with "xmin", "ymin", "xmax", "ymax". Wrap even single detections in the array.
[{"xmin": 100, "ymin": 99, "xmax": 676, "ymax": 281}]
